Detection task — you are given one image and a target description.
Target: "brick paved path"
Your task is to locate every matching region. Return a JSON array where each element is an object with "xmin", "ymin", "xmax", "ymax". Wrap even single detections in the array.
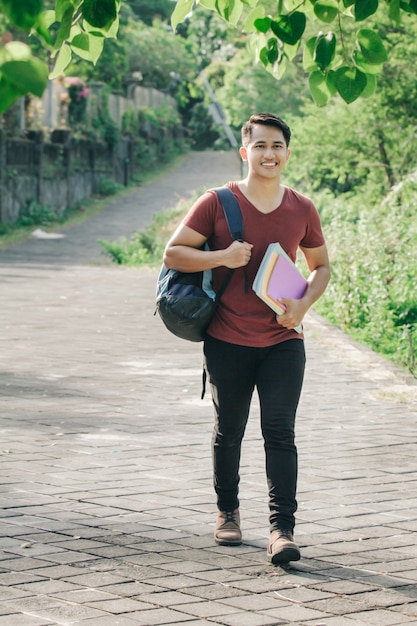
[{"xmin": 1, "ymin": 151, "xmax": 417, "ymax": 625}]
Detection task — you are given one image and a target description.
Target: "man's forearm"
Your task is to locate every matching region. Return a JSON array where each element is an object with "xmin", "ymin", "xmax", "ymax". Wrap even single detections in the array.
[{"xmin": 303, "ymin": 265, "xmax": 331, "ymax": 309}]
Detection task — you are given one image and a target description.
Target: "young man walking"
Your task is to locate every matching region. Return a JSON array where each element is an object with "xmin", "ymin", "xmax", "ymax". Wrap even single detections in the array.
[{"xmin": 163, "ymin": 113, "xmax": 330, "ymax": 564}]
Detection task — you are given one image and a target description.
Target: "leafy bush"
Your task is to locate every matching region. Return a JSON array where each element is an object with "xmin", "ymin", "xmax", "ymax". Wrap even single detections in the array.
[
  {"xmin": 96, "ymin": 178, "xmax": 125, "ymax": 196},
  {"xmin": 121, "ymin": 104, "xmax": 187, "ymax": 175},
  {"xmin": 18, "ymin": 201, "xmax": 59, "ymax": 226},
  {"xmin": 315, "ymin": 173, "xmax": 417, "ymax": 376},
  {"xmin": 186, "ymin": 102, "xmax": 220, "ymax": 150}
]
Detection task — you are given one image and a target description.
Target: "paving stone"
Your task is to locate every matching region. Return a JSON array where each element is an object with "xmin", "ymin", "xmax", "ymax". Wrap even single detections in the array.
[
  {"xmin": 137, "ymin": 590, "xmax": 204, "ymax": 607},
  {"xmin": 218, "ymin": 593, "xmax": 287, "ymax": 611},
  {"xmin": 71, "ymin": 617, "xmax": 140, "ymax": 626},
  {"xmin": 0, "ymin": 616, "xmax": 52, "ymax": 625},
  {"xmin": 86, "ymin": 597, "xmax": 154, "ymax": 613},
  {"xmin": 52, "ymin": 588, "xmax": 117, "ymax": 603},
  {"xmin": 205, "ymin": 611, "xmax": 285, "ymax": 625},
  {"xmin": 120, "ymin": 606, "xmax": 206, "ymax": 625},
  {"xmin": 148, "ymin": 558, "xmax": 219, "ymax": 574},
  {"xmin": 261, "ymin": 603, "xmax": 328, "ymax": 621},
  {"xmin": 309, "ymin": 618, "xmax": 374, "ymax": 625},
  {"xmin": 61, "ymin": 572, "xmax": 134, "ymax": 587},
  {"xmin": 353, "ymin": 608, "xmax": 417, "ymax": 624},
  {"xmin": 173, "ymin": 583, "xmax": 248, "ymax": 600},
  {"xmin": 173, "ymin": 599, "xmax": 240, "ymax": 618},
  {"xmin": 173, "ymin": 568, "xmax": 251, "ymax": 584},
  {"xmin": 0, "ymin": 586, "xmax": 33, "ymax": 601},
  {"xmin": 390, "ymin": 603, "xmax": 417, "ymax": 617},
  {"xmin": 4, "ymin": 595, "xmax": 71, "ymax": 613},
  {"xmin": 24, "ymin": 603, "xmax": 107, "ymax": 621},
  {"xmin": 4, "ymin": 543, "xmax": 66, "ymax": 559},
  {"xmin": 99, "ymin": 581, "xmax": 166, "ymax": 596},
  {"xmin": 312, "ymin": 579, "xmax": 379, "ymax": 595},
  {"xmin": 17, "ymin": 580, "xmax": 83, "ymax": 595},
  {"xmin": 0, "ymin": 557, "xmax": 52, "ymax": 572},
  {"xmin": 0, "ymin": 573, "xmax": 45, "ymax": 587}
]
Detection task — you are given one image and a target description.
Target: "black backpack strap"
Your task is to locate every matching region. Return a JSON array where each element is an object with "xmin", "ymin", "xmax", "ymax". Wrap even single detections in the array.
[
  {"xmin": 201, "ymin": 188, "xmax": 244, "ymax": 398},
  {"xmin": 213, "ymin": 186, "xmax": 243, "ymax": 242},
  {"xmin": 212, "ymin": 186, "xmax": 248, "ymax": 299}
]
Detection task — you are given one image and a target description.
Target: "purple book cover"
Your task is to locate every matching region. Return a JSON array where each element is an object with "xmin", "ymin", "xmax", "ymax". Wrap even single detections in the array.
[{"xmin": 266, "ymin": 254, "xmax": 307, "ymax": 301}]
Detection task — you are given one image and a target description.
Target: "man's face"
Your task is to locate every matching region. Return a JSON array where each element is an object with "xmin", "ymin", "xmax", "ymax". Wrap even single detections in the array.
[{"xmin": 240, "ymin": 124, "xmax": 290, "ymax": 179}]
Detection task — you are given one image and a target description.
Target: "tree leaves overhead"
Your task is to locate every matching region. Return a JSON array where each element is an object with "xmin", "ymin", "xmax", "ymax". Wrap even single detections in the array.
[
  {"xmin": 0, "ymin": 41, "xmax": 49, "ymax": 112},
  {"xmin": 81, "ymin": 0, "xmax": 118, "ymax": 28},
  {"xmin": 50, "ymin": 0, "xmax": 119, "ymax": 78},
  {"xmin": 354, "ymin": 0, "xmax": 379, "ymax": 21},
  {"xmin": 171, "ymin": 0, "xmax": 194, "ymax": 30},
  {"xmin": 0, "ymin": 0, "xmax": 414, "ymax": 114},
  {"xmin": 334, "ymin": 66, "xmax": 368, "ymax": 103},
  {"xmin": 309, "ymin": 70, "xmax": 336, "ymax": 106},
  {"xmin": 0, "ymin": 0, "xmax": 42, "ymax": 30},
  {"xmin": 314, "ymin": 32, "xmax": 337, "ymax": 72},
  {"xmin": 357, "ymin": 29, "xmax": 388, "ymax": 64},
  {"xmin": 0, "ymin": 0, "xmax": 120, "ymax": 112},
  {"xmin": 170, "ymin": 0, "xmax": 414, "ymax": 104},
  {"xmin": 313, "ymin": 0, "xmax": 339, "ymax": 24},
  {"xmin": 270, "ymin": 13, "xmax": 306, "ymax": 46},
  {"xmin": 2, "ymin": 59, "xmax": 49, "ymax": 97}
]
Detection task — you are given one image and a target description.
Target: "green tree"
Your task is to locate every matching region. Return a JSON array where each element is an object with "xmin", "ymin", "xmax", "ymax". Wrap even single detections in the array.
[
  {"xmin": 175, "ymin": 6, "xmax": 242, "ymax": 71},
  {"xmin": 125, "ymin": 19, "xmax": 197, "ymax": 91},
  {"xmin": 171, "ymin": 0, "xmax": 416, "ymax": 104},
  {"xmin": 285, "ymin": 17, "xmax": 417, "ymax": 196},
  {"xmin": 70, "ymin": 12, "xmax": 199, "ymax": 94},
  {"xmin": 216, "ymin": 48, "xmax": 307, "ymax": 127},
  {"xmin": 77, "ymin": 35, "xmax": 128, "ymax": 91},
  {"xmin": 126, "ymin": 0, "xmax": 174, "ymax": 25}
]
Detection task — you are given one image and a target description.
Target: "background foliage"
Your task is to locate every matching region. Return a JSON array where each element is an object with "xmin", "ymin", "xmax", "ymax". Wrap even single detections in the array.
[{"xmin": 281, "ymin": 20, "xmax": 417, "ymax": 375}]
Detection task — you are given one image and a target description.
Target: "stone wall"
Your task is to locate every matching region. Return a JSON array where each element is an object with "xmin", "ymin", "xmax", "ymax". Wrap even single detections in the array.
[{"xmin": 0, "ymin": 130, "xmax": 114, "ymax": 225}]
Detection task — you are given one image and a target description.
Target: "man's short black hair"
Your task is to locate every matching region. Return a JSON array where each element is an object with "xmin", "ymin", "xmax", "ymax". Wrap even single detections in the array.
[{"xmin": 241, "ymin": 113, "xmax": 291, "ymax": 147}]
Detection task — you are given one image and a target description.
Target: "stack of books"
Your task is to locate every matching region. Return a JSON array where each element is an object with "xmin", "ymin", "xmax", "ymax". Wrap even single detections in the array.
[{"xmin": 253, "ymin": 242, "xmax": 307, "ymax": 333}]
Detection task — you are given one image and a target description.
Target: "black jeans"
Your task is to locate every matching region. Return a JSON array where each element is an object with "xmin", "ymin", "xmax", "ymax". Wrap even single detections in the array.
[{"xmin": 203, "ymin": 336, "xmax": 306, "ymax": 532}]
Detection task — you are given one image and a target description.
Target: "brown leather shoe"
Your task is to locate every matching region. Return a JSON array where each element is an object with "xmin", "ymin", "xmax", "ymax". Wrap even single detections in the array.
[
  {"xmin": 214, "ymin": 509, "xmax": 242, "ymax": 546},
  {"xmin": 267, "ymin": 529, "xmax": 300, "ymax": 564}
]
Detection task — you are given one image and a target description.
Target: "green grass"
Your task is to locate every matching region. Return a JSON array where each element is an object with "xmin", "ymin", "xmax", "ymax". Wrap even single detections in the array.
[{"xmin": 99, "ymin": 192, "xmax": 197, "ymax": 267}]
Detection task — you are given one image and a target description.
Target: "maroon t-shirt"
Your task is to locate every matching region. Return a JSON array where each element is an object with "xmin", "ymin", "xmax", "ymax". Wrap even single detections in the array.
[{"xmin": 183, "ymin": 181, "xmax": 325, "ymax": 347}]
